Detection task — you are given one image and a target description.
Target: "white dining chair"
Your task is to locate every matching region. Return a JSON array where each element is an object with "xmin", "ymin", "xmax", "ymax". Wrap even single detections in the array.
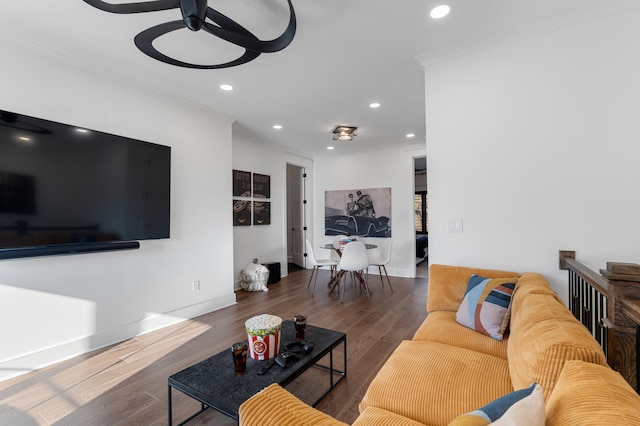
[
  {"xmin": 305, "ymin": 239, "xmax": 338, "ymax": 293},
  {"xmin": 368, "ymin": 238, "xmax": 393, "ymax": 292},
  {"xmin": 337, "ymin": 241, "xmax": 371, "ymax": 302}
]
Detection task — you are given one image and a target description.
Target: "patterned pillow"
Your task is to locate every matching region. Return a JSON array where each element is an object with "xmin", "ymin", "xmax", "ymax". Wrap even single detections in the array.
[
  {"xmin": 448, "ymin": 383, "xmax": 544, "ymax": 426},
  {"xmin": 456, "ymin": 274, "xmax": 517, "ymax": 340}
]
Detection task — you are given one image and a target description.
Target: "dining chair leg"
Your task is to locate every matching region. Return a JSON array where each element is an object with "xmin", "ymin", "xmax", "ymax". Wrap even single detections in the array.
[
  {"xmin": 356, "ymin": 271, "xmax": 363, "ymax": 294},
  {"xmin": 340, "ymin": 270, "xmax": 347, "ymax": 303},
  {"xmin": 382, "ymin": 265, "xmax": 393, "ymax": 293},
  {"xmin": 359, "ymin": 270, "xmax": 372, "ymax": 299},
  {"xmin": 377, "ymin": 265, "xmax": 393, "ymax": 293},
  {"xmin": 365, "ymin": 270, "xmax": 372, "ymax": 299},
  {"xmin": 350, "ymin": 270, "xmax": 368, "ymax": 299},
  {"xmin": 307, "ymin": 266, "xmax": 315, "ymax": 289}
]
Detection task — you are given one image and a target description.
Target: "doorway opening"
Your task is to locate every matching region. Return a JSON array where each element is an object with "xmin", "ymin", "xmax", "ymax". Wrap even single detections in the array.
[
  {"xmin": 286, "ymin": 163, "xmax": 306, "ymax": 272},
  {"xmin": 414, "ymin": 156, "xmax": 428, "ymax": 277}
]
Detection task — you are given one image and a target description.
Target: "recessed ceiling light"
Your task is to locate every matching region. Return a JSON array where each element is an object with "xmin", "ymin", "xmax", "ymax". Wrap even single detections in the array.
[
  {"xmin": 406, "ymin": 133, "xmax": 416, "ymax": 138},
  {"xmin": 273, "ymin": 124, "xmax": 283, "ymax": 130},
  {"xmin": 430, "ymin": 4, "xmax": 451, "ymax": 19},
  {"xmin": 220, "ymin": 84, "xmax": 234, "ymax": 91},
  {"xmin": 327, "ymin": 146, "xmax": 334, "ymax": 150},
  {"xmin": 75, "ymin": 128, "xmax": 90, "ymax": 133},
  {"xmin": 369, "ymin": 102, "xmax": 381, "ymax": 108},
  {"xmin": 18, "ymin": 136, "xmax": 31, "ymax": 142}
]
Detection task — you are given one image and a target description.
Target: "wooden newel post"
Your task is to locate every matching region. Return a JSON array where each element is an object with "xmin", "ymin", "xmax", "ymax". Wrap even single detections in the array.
[{"xmin": 600, "ymin": 262, "xmax": 640, "ymax": 391}]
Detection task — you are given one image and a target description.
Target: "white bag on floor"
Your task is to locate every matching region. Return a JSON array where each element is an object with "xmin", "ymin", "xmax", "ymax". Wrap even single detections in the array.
[{"xmin": 240, "ymin": 262, "xmax": 270, "ymax": 292}]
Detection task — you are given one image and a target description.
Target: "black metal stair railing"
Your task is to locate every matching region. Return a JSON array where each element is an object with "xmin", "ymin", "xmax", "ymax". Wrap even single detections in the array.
[{"xmin": 567, "ymin": 266, "xmax": 609, "ymax": 357}]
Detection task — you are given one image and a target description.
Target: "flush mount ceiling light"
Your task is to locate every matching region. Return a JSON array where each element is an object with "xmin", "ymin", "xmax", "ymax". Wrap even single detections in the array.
[
  {"xmin": 430, "ymin": 4, "xmax": 451, "ymax": 19},
  {"xmin": 82, "ymin": 0, "xmax": 297, "ymax": 69},
  {"xmin": 332, "ymin": 126, "xmax": 358, "ymax": 141}
]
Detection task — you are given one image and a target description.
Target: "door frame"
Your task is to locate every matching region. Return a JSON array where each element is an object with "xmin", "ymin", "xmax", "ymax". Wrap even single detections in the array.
[
  {"xmin": 283, "ymin": 156, "xmax": 313, "ymax": 276},
  {"xmin": 286, "ymin": 164, "xmax": 306, "ymax": 268}
]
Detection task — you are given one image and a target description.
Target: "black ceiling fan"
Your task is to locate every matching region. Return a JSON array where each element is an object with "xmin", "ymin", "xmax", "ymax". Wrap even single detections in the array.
[{"xmin": 82, "ymin": 0, "xmax": 296, "ymax": 69}]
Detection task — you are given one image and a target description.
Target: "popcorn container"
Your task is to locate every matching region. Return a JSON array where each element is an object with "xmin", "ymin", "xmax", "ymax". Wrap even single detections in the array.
[{"xmin": 245, "ymin": 314, "xmax": 282, "ymax": 360}]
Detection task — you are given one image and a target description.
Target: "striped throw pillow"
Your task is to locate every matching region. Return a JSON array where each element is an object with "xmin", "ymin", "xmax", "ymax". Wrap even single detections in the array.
[{"xmin": 456, "ymin": 274, "xmax": 517, "ymax": 340}]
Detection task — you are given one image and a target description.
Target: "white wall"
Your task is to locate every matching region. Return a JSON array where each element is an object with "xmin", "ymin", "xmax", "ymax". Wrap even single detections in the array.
[
  {"xmin": 422, "ymin": 8, "xmax": 640, "ymax": 299},
  {"xmin": 232, "ymin": 132, "xmax": 314, "ymax": 288},
  {"xmin": 0, "ymin": 32, "xmax": 236, "ymax": 381},
  {"xmin": 313, "ymin": 144, "xmax": 426, "ymax": 278}
]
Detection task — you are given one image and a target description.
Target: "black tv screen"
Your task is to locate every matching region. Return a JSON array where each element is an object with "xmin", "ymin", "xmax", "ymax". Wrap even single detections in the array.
[{"xmin": 0, "ymin": 109, "xmax": 171, "ymax": 259}]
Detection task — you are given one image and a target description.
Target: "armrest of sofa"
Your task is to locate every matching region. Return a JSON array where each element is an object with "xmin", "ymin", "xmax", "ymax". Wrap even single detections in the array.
[
  {"xmin": 508, "ymin": 292, "xmax": 607, "ymax": 398},
  {"xmin": 546, "ymin": 360, "xmax": 640, "ymax": 425},
  {"xmin": 427, "ymin": 264, "xmax": 521, "ymax": 312},
  {"xmin": 238, "ymin": 384, "xmax": 347, "ymax": 426}
]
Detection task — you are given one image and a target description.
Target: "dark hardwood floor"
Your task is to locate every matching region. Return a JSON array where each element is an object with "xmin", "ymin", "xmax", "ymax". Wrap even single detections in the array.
[{"xmin": 0, "ymin": 266, "xmax": 428, "ymax": 425}]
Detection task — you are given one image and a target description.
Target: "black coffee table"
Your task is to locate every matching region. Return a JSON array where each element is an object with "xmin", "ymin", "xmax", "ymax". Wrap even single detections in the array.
[{"xmin": 168, "ymin": 320, "xmax": 347, "ymax": 425}]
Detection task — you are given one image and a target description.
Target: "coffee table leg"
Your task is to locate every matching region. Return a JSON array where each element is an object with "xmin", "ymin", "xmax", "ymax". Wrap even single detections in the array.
[
  {"xmin": 329, "ymin": 348, "xmax": 334, "ymax": 388},
  {"xmin": 342, "ymin": 337, "xmax": 347, "ymax": 378},
  {"xmin": 168, "ymin": 384, "xmax": 173, "ymax": 426},
  {"xmin": 310, "ymin": 337, "xmax": 347, "ymax": 407}
]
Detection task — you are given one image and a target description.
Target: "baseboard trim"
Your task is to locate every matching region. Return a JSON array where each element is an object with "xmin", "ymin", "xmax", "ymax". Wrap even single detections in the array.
[{"xmin": 0, "ymin": 293, "xmax": 237, "ymax": 382}]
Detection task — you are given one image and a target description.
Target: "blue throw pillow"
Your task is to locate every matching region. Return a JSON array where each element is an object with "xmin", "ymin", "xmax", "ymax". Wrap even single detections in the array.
[{"xmin": 448, "ymin": 383, "xmax": 544, "ymax": 425}]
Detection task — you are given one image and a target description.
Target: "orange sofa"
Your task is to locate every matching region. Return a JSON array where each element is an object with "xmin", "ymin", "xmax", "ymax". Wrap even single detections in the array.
[{"xmin": 238, "ymin": 264, "xmax": 640, "ymax": 425}]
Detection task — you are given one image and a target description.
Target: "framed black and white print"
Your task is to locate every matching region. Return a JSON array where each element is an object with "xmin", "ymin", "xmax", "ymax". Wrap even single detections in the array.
[
  {"xmin": 233, "ymin": 199, "xmax": 251, "ymax": 226},
  {"xmin": 253, "ymin": 201, "xmax": 270, "ymax": 225},
  {"xmin": 233, "ymin": 169, "xmax": 252, "ymax": 197},
  {"xmin": 324, "ymin": 187, "xmax": 391, "ymax": 237},
  {"xmin": 253, "ymin": 173, "xmax": 270, "ymax": 199}
]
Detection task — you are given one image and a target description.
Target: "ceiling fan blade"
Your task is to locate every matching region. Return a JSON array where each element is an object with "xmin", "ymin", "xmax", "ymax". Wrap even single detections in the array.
[
  {"xmin": 134, "ymin": 21, "xmax": 261, "ymax": 69},
  {"xmin": 180, "ymin": 0, "xmax": 208, "ymax": 31},
  {"xmin": 86, "ymin": 0, "xmax": 295, "ymax": 69},
  {"xmin": 205, "ymin": 0, "xmax": 296, "ymax": 53},
  {"xmin": 83, "ymin": 0, "xmax": 180, "ymax": 14}
]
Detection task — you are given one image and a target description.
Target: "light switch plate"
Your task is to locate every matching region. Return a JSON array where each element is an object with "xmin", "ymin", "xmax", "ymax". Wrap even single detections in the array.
[{"xmin": 448, "ymin": 218, "xmax": 463, "ymax": 233}]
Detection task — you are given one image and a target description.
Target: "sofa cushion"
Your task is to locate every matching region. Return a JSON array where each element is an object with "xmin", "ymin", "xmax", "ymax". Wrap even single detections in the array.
[
  {"xmin": 448, "ymin": 383, "xmax": 544, "ymax": 426},
  {"xmin": 427, "ymin": 264, "xmax": 521, "ymax": 313},
  {"xmin": 238, "ymin": 383, "xmax": 347, "ymax": 426},
  {"xmin": 508, "ymin": 293, "xmax": 608, "ymax": 399},
  {"xmin": 413, "ymin": 311, "xmax": 508, "ymax": 359},
  {"xmin": 353, "ymin": 407, "xmax": 427, "ymax": 426},
  {"xmin": 456, "ymin": 275, "xmax": 517, "ymax": 340},
  {"xmin": 359, "ymin": 340, "xmax": 513, "ymax": 426},
  {"xmin": 546, "ymin": 360, "xmax": 640, "ymax": 425}
]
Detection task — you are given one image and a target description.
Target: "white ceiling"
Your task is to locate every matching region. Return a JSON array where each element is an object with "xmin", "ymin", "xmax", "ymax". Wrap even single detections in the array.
[{"xmin": 0, "ymin": 0, "xmax": 628, "ymax": 158}]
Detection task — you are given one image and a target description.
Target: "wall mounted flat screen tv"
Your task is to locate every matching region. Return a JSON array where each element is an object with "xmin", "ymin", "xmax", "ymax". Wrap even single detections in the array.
[{"xmin": 0, "ymin": 109, "xmax": 171, "ymax": 260}]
